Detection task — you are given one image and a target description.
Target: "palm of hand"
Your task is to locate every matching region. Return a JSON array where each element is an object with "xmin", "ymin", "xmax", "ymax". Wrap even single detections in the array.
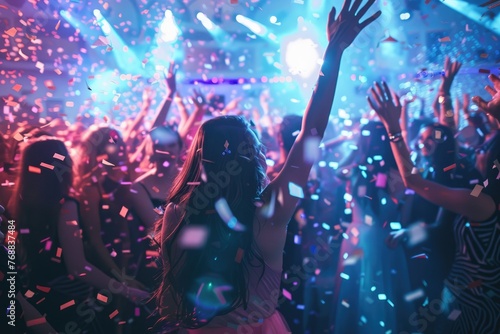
[{"xmin": 327, "ymin": 0, "xmax": 381, "ymax": 50}]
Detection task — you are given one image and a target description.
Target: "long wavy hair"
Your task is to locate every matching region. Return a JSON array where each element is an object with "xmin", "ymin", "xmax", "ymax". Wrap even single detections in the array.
[
  {"xmin": 11, "ymin": 138, "xmax": 73, "ymax": 282},
  {"xmin": 153, "ymin": 116, "xmax": 267, "ymax": 330}
]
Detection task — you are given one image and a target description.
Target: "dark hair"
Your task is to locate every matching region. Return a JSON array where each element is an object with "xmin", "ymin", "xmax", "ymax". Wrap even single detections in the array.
[
  {"xmin": 351, "ymin": 122, "xmax": 398, "ymax": 215},
  {"xmin": 154, "ymin": 116, "xmax": 267, "ymax": 330},
  {"xmin": 11, "ymin": 138, "xmax": 73, "ymax": 281},
  {"xmin": 146, "ymin": 126, "xmax": 183, "ymax": 164},
  {"xmin": 414, "ymin": 123, "xmax": 457, "ymax": 182},
  {"xmin": 72, "ymin": 125, "xmax": 125, "ymax": 189},
  {"xmin": 279, "ymin": 115, "xmax": 302, "ymax": 153}
]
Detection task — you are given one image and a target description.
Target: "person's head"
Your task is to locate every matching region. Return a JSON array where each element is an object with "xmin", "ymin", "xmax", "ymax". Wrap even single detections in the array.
[
  {"xmin": 414, "ymin": 123, "xmax": 456, "ymax": 167},
  {"xmin": 146, "ymin": 126, "xmax": 183, "ymax": 168},
  {"xmin": 168, "ymin": 115, "xmax": 267, "ymax": 206},
  {"xmin": 156, "ymin": 115, "xmax": 267, "ymax": 329},
  {"xmin": 278, "ymin": 114, "xmax": 302, "ymax": 154},
  {"xmin": 11, "ymin": 138, "xmax": 73, "ymax": 215},
  {"xmin": 73, "ymin": 125, "xmax": 127, "ymax": 187},
  {"xmin": 11, "ymin": 138, "xmax": 73, "ymax": 277}
]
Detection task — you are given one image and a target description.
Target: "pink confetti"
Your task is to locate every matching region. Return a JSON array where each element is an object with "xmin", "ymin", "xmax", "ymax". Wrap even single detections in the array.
[{"xmin": 60, "ymin": 300, "xmax": 76, "ymax": 310}]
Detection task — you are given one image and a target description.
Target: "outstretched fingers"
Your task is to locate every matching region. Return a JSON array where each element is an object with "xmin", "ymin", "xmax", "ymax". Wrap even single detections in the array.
[
  {"xmin": 370, "ymin": 87, "xmax": 383, "ymax": 106},
  {"xmin": 350, "ymin": 0, "xmax": 363, "ymax": 15},
  {"xmin": 472, "ymin": 96, "xmax": 489, "ymax": 112},
  {"xmin": 360, "ymin": 10, "xmax": 382, "ymax": 29},
  {"xmin": 340, "ymin": 0, "xmax": 353, "ymax": 15},
  {"xmin": 485, "ymin": 85, "xmax": 497, "ymax": 97},
  {"xmin": 489, "ymin": 74, "xmax": 500, "ymax": 91},
  {"xmin": 355, "ymin": 0, "xmax": 376, "ymax": 19},
  {"xmin": 328, "ymin": 6, "xmax": 337, "ymax": 27}
]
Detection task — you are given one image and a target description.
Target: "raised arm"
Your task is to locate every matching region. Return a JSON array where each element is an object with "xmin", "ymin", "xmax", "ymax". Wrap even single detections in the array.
[
  {"xmin": 368, "ymin": 81, "xmax": 496, "ymax": 222},
  {"xmin": 151, "ymin": 63, "xmax": 177, "ymax": 129},
  {"xmin": 437, "ymin": 56, "xmax": 462, "ymax": 132},
  {"xmin": 472, "ymin": 73, "xmax": 500, "ymax": 123},
  {"xmin": 261, "ymin": 0, "xmax": 381, "ymax": 226},
  {"xmin": 123, "ymin": 87, "xmax": 154, "ymax": 145}
]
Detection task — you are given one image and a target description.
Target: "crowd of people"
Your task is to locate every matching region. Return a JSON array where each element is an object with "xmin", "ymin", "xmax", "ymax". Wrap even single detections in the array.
[{"xmin": 1, "ymin": 1, "xmax": 499, "ymax": 333}]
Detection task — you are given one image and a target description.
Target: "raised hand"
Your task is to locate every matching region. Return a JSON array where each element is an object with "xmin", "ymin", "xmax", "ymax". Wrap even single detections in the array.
[
  {"xmin": 191, "ymin": 88, "xmax": 206, "ymax": 110},
  {"xmin": 439, "ymin": 56, "xmax": 461, "ymax": 94},
  {"xmin": 327, "ymin": 0, "xmax": 382, "ymax": 50},
  {"xmin": 164, "ymin": 62, "xmax": 177, "ymax": 96},
  {"xmin": 367, "ymin": 81, "xmax": 402, "ymax": 132},
  {"xmin": 472, "ymin": 74, "xmax": 500, "ymax": 122}
]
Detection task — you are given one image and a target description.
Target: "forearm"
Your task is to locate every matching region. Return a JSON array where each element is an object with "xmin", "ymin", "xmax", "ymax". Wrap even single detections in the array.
[
  {"xmin": 178, "ymin": 106, "xmax": 204, "ymax": 142},
  {"xmin": 151, "ymin": 93, "xmax": 175, "ymax": 129},
  {"xmin": 124, "ymin": 104, "xmax": 150, "ymax": 143},
  {"xmin": 301, "ymin": 44, "xmax": 343, "ymax": 138}
]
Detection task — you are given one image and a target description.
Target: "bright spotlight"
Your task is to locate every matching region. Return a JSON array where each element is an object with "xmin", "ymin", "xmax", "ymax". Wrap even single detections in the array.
[
  {"xmin": 236, "ymin": 14, "xmax": 267, "ymax": 36},
  {"xmin": 160, "ymin": 9, "xmax": 181, "ymax": 42},
  {"xmin": 284, "ymin": 38, "xmax": 320, "ymax": 78},
  {"xmin": 399, "ymin": 12, "xmax": 411, "ymax": 20},
  {"xmin": 197, "ymin": 12, "xmax": 215, "ymax": 31}
]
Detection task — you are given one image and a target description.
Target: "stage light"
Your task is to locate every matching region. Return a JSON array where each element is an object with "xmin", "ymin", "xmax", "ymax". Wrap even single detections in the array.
[
  {"xmin": 399, "ymin": 12, "xmax": 411, "ymax": 20},
  {"xmin": 160, "ymin": 9, "xmax": 181, "ymax": 42},
  {"xmin": 235, "ymin": 14, "xmax": 267, "ymax": 36},
  {"xmin": 284, "ymin": 38, "xmax": 320, "ymax": 78},
  {"xmin": 197, "ymin": 12, "xmax": 215, "ymax": 31}
]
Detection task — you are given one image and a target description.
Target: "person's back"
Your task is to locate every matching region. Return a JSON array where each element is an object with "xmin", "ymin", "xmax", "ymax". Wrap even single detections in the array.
[{"xmin": 153, "ymin": 2, "xmax": 382, "ymax": 332}]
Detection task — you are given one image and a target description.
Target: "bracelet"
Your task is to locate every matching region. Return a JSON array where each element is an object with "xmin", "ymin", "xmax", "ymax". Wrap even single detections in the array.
[{"xmin": 388, "ymin": 132, "xmax": 403, "ymax": 143}]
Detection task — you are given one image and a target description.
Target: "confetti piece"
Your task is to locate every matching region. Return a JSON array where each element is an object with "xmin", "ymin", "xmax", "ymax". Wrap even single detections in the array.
[
  {"xmin": 13, "ymin": 132, "xmax": 24, "ymax": 141},
  {"xmin": 404, "ymin": 289, "xmax": 425, "ymax": 302},
  {"xmin": 109, "ymin": 310, "xmax": 119, "ymax": 319},
  {"xmin": 97, "ymin": 293, "xmax": 109, "ymax": 303},
  {"xmin": 375, "ymin": 173, "xmax": 388, "ymax": 188},
  {"xmin": 36, "ymin": 285, "xmax": 51, "ymax": 293},
  {"xmin": 119, "ymin": 206, "xmax": 128, "ymax": 218},
  {"xmin": 411, "ymin": 253, "xmax": 428, "ymax": 259},
  {"xmin": 282, "ymin": 289, "xmax": 292, "ymax": 301},
  {"xmin": 60, "ymin": 300, "xmax": 75, "ymax": 310},
  {"xmin": 55, "ymin": 20, "xmax": 61, "ymax": 30},
  {"xmin": 44, "ymin": 80, "xmax": 56, "ymax": 90},
  {"xmin": 5, "ymin": 27, "xmax": 17, "ymax": 37},
  {"xmin": 26, "ymin": 318, "xmax": 47, "ymax": 327},
  {"xmin": 55, "ymin": 247, "xmax": 62, "ymax": 258},
  {"xmin": 29, "ymin": 166, "xmax": 42, "ymax": 174},
  {"xmin": 40, "ymin": 162, "xmax": 54, "ymax": 170},
  {"xmin": 25, "ymin": 290, "xmax": 35, "ymax": 298},
  {"xmin": 390, "ymin": 222, "xmax": 402, "ymax": 230},
  {"xmin": 12, "ymin": 84, "xmax": 22, "ymax": 92},
  {"xmin": 470, "ymin": 185, "xmax": 484, "ymax": 197},
  {"xmin": 101, "ymin": 159, "xmax": 115, "ymax": 166},
  {"xmin": 439, "ymin": 37, "xmax": 451, "ymax": 43},
  {"xmin": 341, "ymin": 300, "xmax": 350, "ymax": 308},
  {"xmin": 448, "ymin": 309, "xmax": 461, "ymax": 321},
  {"xmin": 304, "ymin": 137, "xmax": 321, "ymax": 163},
  {"xmin": 66, "ymin": 101, "xmax": 74, "ymax": 107},
  {"xmin": 479, "ymin": 69, "xmax": 491, "ymax": 74},
  {"xmin": 178, "ymin": 225, "xmax": 209, "ymax": 249},
  {"xmin": 215, "ymin": 198, "xmax": 246, "ymax": 231},
  {"xmin": 378, "ymin": 294, "xmax": 387, "ymax": 300},
  {"xmin": 288, "ymin": 182, "xmax": 304, "ymax": 199},
  {"xmin": 381, "ymin": 36, "xmax": 398, "ymax": 43},
  {"xmin": 443, "ymin": 164, "xmax": 456, "ymax": 172}
]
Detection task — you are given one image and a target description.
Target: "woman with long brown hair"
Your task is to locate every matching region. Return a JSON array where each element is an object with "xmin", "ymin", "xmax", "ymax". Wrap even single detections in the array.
[{"xmin": 153, "ymin": 1, "xmax": 382, "ymax": 332}]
